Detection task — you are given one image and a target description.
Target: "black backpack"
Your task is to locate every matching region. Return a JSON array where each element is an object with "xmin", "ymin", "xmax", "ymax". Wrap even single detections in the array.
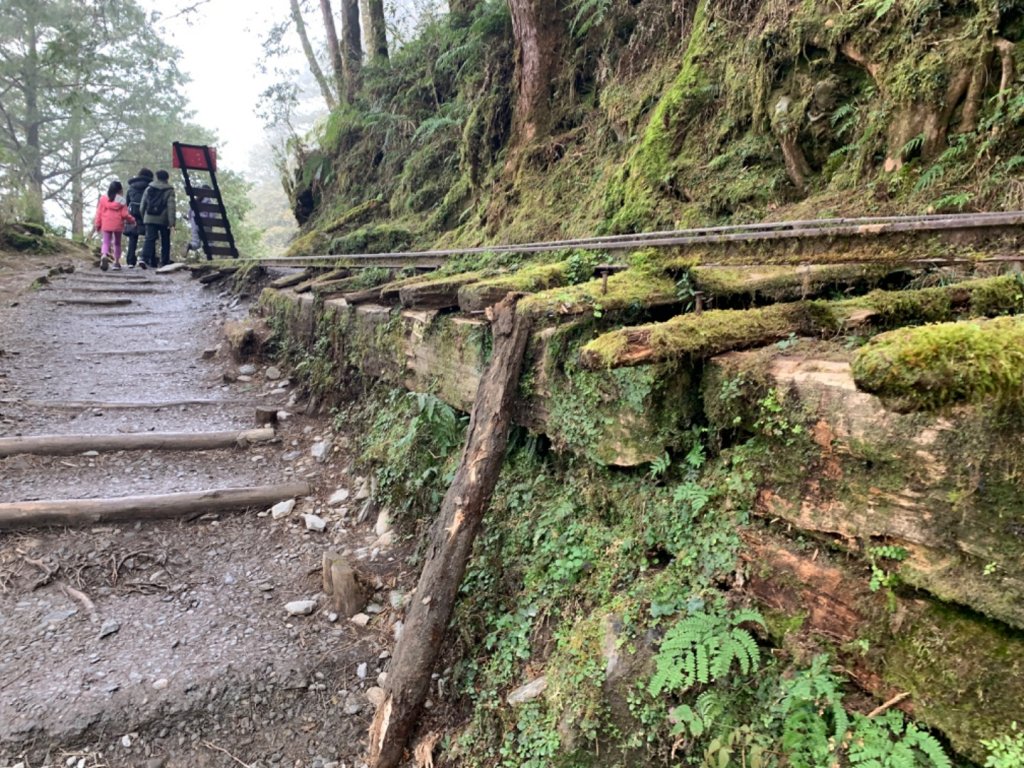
[
  {"xmin": 146, "ymin": 187, "xmax": 170, "ymax": 217},
  {"xmin": 126, "ymin": 185, "xmax": 144, "ymax": 220}
]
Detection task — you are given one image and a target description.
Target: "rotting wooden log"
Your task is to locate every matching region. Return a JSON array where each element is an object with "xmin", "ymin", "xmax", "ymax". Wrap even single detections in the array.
[
  {"xmin": 0, "ymin": 426, "xmax": 275, "ymax": 458},
  {"xmin": 293, "ymin": 268, "xmax": 351, "ymax": 294},
  {"xmin": 269, "ymin": 268, "xmax": 316, "ymax": 289},
  {"xmin": 323, "ymin": 552, "xmax": 366, "ymax": 617},
  {"xmin": 0, "ymin": 481, "xmax": 310, "ymax": 530},
  {"xmin": 368, "ymin": 294, "xmax": 533, "ymax": 768},
  {"xmin": 198, "ymin": 267, "xmax": 239, "ymax": 285},
  {"xmin": 580, "ymin": 273, "xmax": 1024, "ymax": 369},
  {"xmin": 398, "ymin": 272, "xmax": 484, "ymax": 310}
]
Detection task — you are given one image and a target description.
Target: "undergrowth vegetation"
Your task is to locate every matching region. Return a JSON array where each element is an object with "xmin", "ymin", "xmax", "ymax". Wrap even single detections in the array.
[{"xmin": 346, "ymin": 383, "xmax": 969, "ymax": 766}]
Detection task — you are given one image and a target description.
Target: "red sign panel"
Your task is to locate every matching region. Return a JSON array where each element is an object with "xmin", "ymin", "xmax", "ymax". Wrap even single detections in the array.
[{"xmin": 172, "ymin": 144, "xmax": 217, "ymax": 172}]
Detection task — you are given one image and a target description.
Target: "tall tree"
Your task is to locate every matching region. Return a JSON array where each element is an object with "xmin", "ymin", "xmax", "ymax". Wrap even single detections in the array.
[
  {"xmin": 318, "ymin": 0, "xmax": 346, "ymax": 103},
  {"xmin": 340, "ymin": 0, "xmax": 363, "ymax": 102},
  {"xmin": 506, "ymin": 0, "xmax": 564, "ymax": 145},
  {"xmin": 360, "ymin": 0, "xmax": 388, "ymax": 63},
  {"xmin": 0, "ymin": 0, "xmax": 187, "ymax": 230},
  {"xmin": 290, "ymin": 0, "xmax": 339, "ymax": 110}
]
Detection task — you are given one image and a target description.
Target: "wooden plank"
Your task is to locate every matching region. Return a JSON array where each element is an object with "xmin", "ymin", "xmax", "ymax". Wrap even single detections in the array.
[
  {"xmin": 0, "ymin": 482, "xmax": 310, "ymax": 530},
  {"xmin": 0, "ymin": 427, "xmax": 276, "ymax": 457}
]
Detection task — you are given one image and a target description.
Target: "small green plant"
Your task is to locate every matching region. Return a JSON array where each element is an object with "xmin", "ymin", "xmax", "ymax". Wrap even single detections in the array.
[
  {"xmin": 648, "ymin": 608, "xmax": 765, "ymax": 696},
  {"xmin": 867, "ymin": 544, "xmax": 908, "ymax": 592},
  {"xmin": 983, "ymin": 722, "xmax": 1024, "ymax": 768},
  {"xmin": 564, "ymin": 249, "xmax": 600, "ymax": 285},
  {"xmin": 648, "ymin": 451, "xmax": 672, "ymax": 480}
]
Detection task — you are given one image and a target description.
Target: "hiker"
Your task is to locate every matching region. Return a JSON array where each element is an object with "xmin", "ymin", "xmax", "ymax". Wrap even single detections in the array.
[
  {"xmin": 93, "ymin": 180, "xmax": 136, "ymax": 271},
  {"xmin": 124, "ymin": 167, "xmax": 153, "ymax": 269},
  {"xmin": 139, "ymin": 169, "xmax": 176, "ymax": 268},
  {"xmin": 185, "ymin": 183, "xmax": 215, "ymax": 260}
]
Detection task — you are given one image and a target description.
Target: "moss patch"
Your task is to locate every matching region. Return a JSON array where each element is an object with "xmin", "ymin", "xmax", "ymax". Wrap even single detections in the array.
[{"xmin": 853, "ymin": 315, "xmax": 1024, "ymax": 411}]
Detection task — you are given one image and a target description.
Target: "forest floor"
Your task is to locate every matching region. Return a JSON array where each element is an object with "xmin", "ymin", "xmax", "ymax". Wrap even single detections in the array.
[{"xmin": 0, "ymin": 248, "xmax": 411, "ymax": 768}]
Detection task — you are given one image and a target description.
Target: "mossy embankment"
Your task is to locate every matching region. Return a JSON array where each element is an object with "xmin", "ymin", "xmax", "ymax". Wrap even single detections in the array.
[
  {"xmin": 259, "ymin": 272, "xmax": 1024, "ymax": 765},
  {"xmin": 266, "ymin": 0, "xmax": 1024, "ymax": 762}
]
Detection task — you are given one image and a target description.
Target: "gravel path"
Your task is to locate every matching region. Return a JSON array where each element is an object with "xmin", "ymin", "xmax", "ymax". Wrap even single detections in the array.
[{"xmin": 0, "ymin": 257, "xmax": 407, "ymax": 768}]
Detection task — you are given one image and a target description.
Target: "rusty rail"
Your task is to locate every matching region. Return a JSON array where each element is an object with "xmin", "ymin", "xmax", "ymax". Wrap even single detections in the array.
[{"xmin": 252, "ymin": 210, "xmax": 1024, "ymax": 270}]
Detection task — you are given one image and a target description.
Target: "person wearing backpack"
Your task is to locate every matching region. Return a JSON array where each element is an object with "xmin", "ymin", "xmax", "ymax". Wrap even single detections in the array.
[
  {"xmin": 124, "ymin": 167, "xmax": 153, "ymax": 269},
  {"xmin": 140, "ymin": 169, "xmax": 176, "ymax": 268}
]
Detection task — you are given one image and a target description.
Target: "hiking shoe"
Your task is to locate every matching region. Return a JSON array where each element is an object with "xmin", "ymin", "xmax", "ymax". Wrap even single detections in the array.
[
  {"xmin": 113, "ymin": 263, "xmax": 122, "ymax": 270},
  {"xmin": 99, "ymin": 255, "xmax": 110, "ymax": 271},
  {"xmin": 139, "ymin": 261, "xmax": 148, "ymax": 270}
]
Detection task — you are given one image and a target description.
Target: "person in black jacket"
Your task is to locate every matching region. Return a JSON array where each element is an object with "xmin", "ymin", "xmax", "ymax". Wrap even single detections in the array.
[
  {"xmin": 123, "ymin": 168, "xmax": 153, "ymax": 269},
  {"xmin": 139, "ymin": 169, "xmax": 176, "ymax": 268}
]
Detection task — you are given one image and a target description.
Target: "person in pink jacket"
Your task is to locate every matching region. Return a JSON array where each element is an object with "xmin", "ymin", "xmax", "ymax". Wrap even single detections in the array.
[{"xmin": 93, "ymin": 180, "xmax": 136, "ymax": 271}]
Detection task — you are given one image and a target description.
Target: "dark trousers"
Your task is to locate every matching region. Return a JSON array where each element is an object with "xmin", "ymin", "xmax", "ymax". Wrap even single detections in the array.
[
  {"xmin": 141, "ymin": 224, "xmax": 171, "ymax": 267},
  {"xmin": 125, "ymin": 230, "xmax": 141, "ymax": 266}
]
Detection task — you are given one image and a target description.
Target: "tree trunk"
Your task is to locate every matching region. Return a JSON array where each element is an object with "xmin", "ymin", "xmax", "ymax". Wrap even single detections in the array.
[
  {"xmin": 0, "ymin": 482, "xmax": 310, "ymax": 531},
  {"xmin": 507, "ymin": 0, "xmax": 564, "ymax": 145},
  {"xmin": 70, "ymin": 102, "xmax": 84, "ymax": 238},
  {"xmin": 23, "ymin": 23, "xmax": 45, "ymax": 224},
  {"xmin": 320, "ymin": 0, "xmax": 347, "ymax": 100},
  {"xmin": 360, "ymin": 0, "xmax": 389, "ymax": 63},
  {"xmin": 291, "ymin": 0, "xmax": 338, "ymax": 110},
  {"xmin": 340, "ymin": 0, "xmax": 363, "ymax": 102},
  {"xmin": 367, "ymin": 295, "xmax": 533, "ymax": 768}
]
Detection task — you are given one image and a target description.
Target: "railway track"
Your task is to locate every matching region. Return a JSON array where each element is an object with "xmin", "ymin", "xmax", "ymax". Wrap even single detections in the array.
[{"xmin": 250, "ymin": 209, "xmax": 1024, "ymax": 270}]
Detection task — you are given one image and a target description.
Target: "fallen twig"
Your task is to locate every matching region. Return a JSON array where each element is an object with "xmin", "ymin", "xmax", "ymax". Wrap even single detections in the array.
[
  {"xmin": 867, "ymin": 691, "xmax": 911, "ymax": 718},
  {"xmin": 61, "ymin": 583, "xmax": 98, "ymax": 623},
  {"xmin": 201, "ymin": 740, "xmax": 253, "ymax": 768}
]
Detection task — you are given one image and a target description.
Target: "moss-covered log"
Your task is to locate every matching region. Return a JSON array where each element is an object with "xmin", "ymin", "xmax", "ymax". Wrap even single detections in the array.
[
  {"xmin": 398, "ymin": 270, "xmax": 485, "ymax": 309},
  {"xmin": 458, "ymin": 262, "xmax": 568, "ymax": 312},
  {"xmin": 690, "ymin": 263, "xmax": 905, "ymax": 304},
  {"xmin": 519, "ymin": 269, "xmax": 677, "ymax": 318},
  {"xmin": 852, "ymin": 315, "xmax": 1024, "ymax": 411},
  {"xmin": 581, "ymin": 274, "xmax": 1024, "ymax": 369}
]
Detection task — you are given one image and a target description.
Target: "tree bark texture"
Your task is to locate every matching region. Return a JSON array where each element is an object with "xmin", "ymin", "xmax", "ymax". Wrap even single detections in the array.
[
  {"xmin": 341, "ymin": 0, "xmax": 363, "ymax": 102},
  {"xmin": 507, "ymin": 0, "xmax": 564, "ymax": 145},
  {"xmin": 367, "ymin": 294, "xmax": 533, "ymax": 768},
  {"xmin": 0, "ymin": 482, "xmax": 310, "ymax": 530},
  {"xmin": 0, "ymin": 427, "xmax": 276, "ymax": 458},
  {"xmin": 360, "ymin": 0, "xmax": 389, "ymax": 62},
  {"xmin": 291, "ymin": 0, "xmax": 338, "ymax": 109},
  {"xmin": 320, "ymin": 0, "xmax": 347, "ymax": 101}
]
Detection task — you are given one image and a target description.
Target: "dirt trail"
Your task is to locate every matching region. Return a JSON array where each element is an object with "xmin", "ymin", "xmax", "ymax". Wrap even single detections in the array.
[{"xmin": 0, "ymin": 253, "xmax": 405, "ymax": 768}]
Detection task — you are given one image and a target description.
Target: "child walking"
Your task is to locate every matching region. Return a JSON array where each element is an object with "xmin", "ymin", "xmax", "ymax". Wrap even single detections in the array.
[{"xmin": 93, "ymin": 181, "xmax": 136, "ymax": 271}]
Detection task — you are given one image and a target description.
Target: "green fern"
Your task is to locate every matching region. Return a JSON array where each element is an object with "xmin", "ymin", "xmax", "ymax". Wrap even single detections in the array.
[
  {"xmin": 570, "ymin": 0, "xmax": 612, "ymax": 38},
  {"xmin": 900, "ymin": 133, "xmax": 925, "ymax": 160},
  {"xmin": 649, "ymin": 608, "xmax": 764, "ymax": 696}
]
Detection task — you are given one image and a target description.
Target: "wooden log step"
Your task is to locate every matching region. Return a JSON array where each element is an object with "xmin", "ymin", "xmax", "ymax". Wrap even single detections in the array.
[
  {"xmin": 0, "ymin": 426, "xmax": 276, "ymax": 457},
  {"xmin": 62, "ymin": 286, "xmax": 162, "ymax": 295},
  {"xmin": 49, "ymin": 297, "xmax": 133, "ymax": 306},
  {"xmin": 1, "ymin": 398, "xmax": 268, "ymax": 409},
  {"xmin": 0, "ymin": 481, "xmax": 310, "ymax": 530}
]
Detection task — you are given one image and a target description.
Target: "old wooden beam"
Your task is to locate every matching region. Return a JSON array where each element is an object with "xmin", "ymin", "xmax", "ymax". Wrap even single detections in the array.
[
  {"xmin": 0, "ymin": 481, "xmax": 310, "ymax": 530},
  {"xmin": 368, "ymin": 294, "xmax": 532, "ymax": 768},
  {"xmin": 0, "ymin": 427, "xmax": 276, "ymax": 457}
]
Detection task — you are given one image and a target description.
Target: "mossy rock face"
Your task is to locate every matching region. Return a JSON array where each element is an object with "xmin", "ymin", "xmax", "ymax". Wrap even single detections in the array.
[
  {"xmin": 0, "ymin": 222, "xmax": 62, "ymax": 253},
  {"xmin": 852, "ymin": 315, "xmax": 1024, "ymax": 412},
  {"xmin": 705, "ymin": 343, "xmax": 1024, "ymax": 631}
]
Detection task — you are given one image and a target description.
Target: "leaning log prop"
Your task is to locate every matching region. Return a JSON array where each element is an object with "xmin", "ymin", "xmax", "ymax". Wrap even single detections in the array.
[
  {"xmin": 0, "ymin": 481, "xmax": 309, "ymax": 530},
  {"xmin": 367, "ymin": 294, "xmax": 533, "ymax": 768},
  {"xmin": 0, "ymin": 426, "xmax": 276, "ymax": 457}
]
